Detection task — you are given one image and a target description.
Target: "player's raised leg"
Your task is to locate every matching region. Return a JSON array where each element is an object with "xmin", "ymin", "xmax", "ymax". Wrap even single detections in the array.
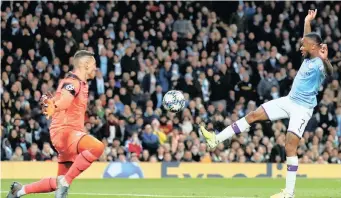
[
  {"xmin": 55, "ymin": 135, "xmax": 104, "ymax": 198},
  {"xmin": 7, "ymin": 162, "xmax": 72, "ymax": 198},
  {"xmin": 200, "ymin": 105, "xmax": 267, "ymax": 149},
  {"xmin": 201, "ymin": 97, "xmax": 290, "ymax": 149}
]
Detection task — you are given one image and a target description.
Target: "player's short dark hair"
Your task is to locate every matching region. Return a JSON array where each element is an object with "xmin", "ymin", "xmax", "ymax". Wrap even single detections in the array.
[
  {"xmin": 73, "ymin": 50, "xmax": 95, "ymax": 59},
  {"xmin": 304, "ymin": 32, "xmax": 323, "ymax": 45}
]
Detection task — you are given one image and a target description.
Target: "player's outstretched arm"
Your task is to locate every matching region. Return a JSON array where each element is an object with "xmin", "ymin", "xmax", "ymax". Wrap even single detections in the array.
[
  {"xmin": 319, "ymin": 44, "xmax": 334, "ymax": 76},
  {"xmin": 323, "ymin": 59, "xmax": 333, "ymax": 76},
  {"xmin": 41, "ymin": 81, "xmax": 79, "ymax": 119},
  {"xmin": 304, "ymin": 9, "xmax": 317, "ymax": 36}
]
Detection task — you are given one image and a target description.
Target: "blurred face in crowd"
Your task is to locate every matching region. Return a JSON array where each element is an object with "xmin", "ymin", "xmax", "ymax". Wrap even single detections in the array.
[
  {"xmin": 331, "ymin": 79, "xmax": 339, "ymax": 88},
  {"xmin": 130, "ymin": 153, "xmax": 139, "ymax": 162},
  {"xmin": 145, "ymin": 125, "xmax": 152, "ymax": 134},
  {"xmin": 164, "ymin": 152, "xmax": 172, "ymax": 162},
  {"xmin": 15, "ymin": 100, "xmax": 21, "ymax": 109},
  {"xmin": 10, "ymin": 129, "xmax": 18, "ymax": 139},
  {"xmin": 3, "ymin": 91, "xmax": 10, "ymax": 101},
  {"xmin": 119, "ymin": 87, "xmax": 127, "ymax": 95},
  {"xmin": 146, "ymin": 107, "xmax": 153, "ymax": 115},
  {"xmin": 320, "ymin": 105, "xmax": 328, "ymax": 114},
  {"xmin": 23, "ymin": 89, "xmax": 31, "ymax": 99},
  {"xmin": 178, "ymin": 142, "xmax": 185, "ymax": 152},
  {"xmin": 34, "ymin": 90, "xmax": 41, "ymax": 100},
  {"xmin": 31, "ymin": 144, "xmax": 39, "ymax": 155},
  {"xmin": 15, "ymin": 146, "xmax": 23, "ymax": 156},
  {"xmin": 4, "ymin": 114, "xmax": 11, "ymax": 123},
  {"xmin": 142, "ymin": 150, "xmax": 149, "ymax": 160}
]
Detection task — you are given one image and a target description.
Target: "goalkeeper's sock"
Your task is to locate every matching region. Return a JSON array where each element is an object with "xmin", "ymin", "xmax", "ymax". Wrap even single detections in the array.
[
  {"xmin": 285, "ymin": 156, "xmax": 298, "ymax": 196},
  {"xmin": 64, "ymin": 150, "xmax": 97, "ymax": 185},
  {"xmin": 20, "ymin": 178, "xmax": 57, "ymax": 196},
  {"xmin": 216, "ymin": 117, "xmax": 250, "ymax": 142}
]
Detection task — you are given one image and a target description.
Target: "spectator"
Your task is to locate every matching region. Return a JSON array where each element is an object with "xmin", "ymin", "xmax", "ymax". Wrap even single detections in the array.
[
  {"xmin": 2, "ymin": 138, "xmax": 13, "ymax": 160},
  {"xmin": 173, "ymin": 13, "xmax": 195, "ymax": 38},
  {"xmin": 141, "ymin": 124, "xmax": 159, "ymax": 155},
  {"xmin": 257, "ymin": 72, "xmax": 279, "ymax": 100},
  {"xmin": 130, "ymin": 152, "xmax": 140, "ymax": 162},
  {"xmin": 234, "ymin": 74, "xmax": 257, "ymax": 103},
  {"xmin": 91, "ymin": 70, "xmax": 106, "ymax": 97},
  {"xmin": 125, "ymin": 133, "xmax": 143, "ymax": 157},
  {"xmin": 41, "ymin": 142, "xmax": 55, "ymax": 161},
  {"xmin": 151, "ymin": 85, "xmax": 163, "ymax": 110},
  {"xmin": 121, "ymin": 47, "xmax": 139, "ymax": 82},
  {"xmin": 99, "ymin": 48, "xmax": 108, "ymax": 78},
  {"xmin": 140, "ymin": 150, "xmax": 150, "ymax": 162},
  {"xmin": 101, "ymin": 113, "xmax": 117, "ymax": 144},
  {"xmin": 151, "ymin": 119, "xmax": 167, "ymax": 145},
  {"xmin": 270, "ymin": 134, "xmax": 286, "ymax": 163},
  {"xmin": 159, "ymin": 61, "xmax": 172, "ymax": 93},
  {"xmin": 24, "ymin": 143, "xmax": 42, "ymax": 161},
  {"xmin": 230, "ymin": 5, "xmax": 248, "ymax": 32},
  {"xmin": 314, "ymin": 104, "xmax": 337, "ymax": 134},
  {"xmin": 8, "ymin": 129, "xmax": 20, "ymax": 151},
  {"xmin": 336, "ymin": 107, "xmax": 341, "ymax": 137},
  {"xmin": 11, "ymin": 146, "xmax": 24, "ymax": 161}
]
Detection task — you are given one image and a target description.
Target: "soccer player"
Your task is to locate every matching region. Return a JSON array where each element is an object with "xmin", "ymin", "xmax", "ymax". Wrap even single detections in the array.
[
  {"xmin": 7, "ymin": 50, "xmax": 104, "ymax": 198},
  {"xmin": 200, "ymin": 10, "xmax": 339, "ymax": 198}
]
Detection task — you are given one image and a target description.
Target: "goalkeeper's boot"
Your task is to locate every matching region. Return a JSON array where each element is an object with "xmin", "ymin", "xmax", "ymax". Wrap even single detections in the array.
[
  {"xmin": 55, "ymin": 175, "xmax": 69, "ymax": 198},
  {"xmin": 7, "ymin": 182, "xmax": 23, "ymax": 198},
  {"xmin": 270, "ymin": 189, "xmax": 295, "ymax": 198},
  {"xmin": 200, "ymin": 125, "xmax": 218, "ymax": 150}
]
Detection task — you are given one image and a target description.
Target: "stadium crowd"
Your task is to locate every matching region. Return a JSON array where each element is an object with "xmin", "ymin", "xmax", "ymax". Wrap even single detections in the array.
[{"xmin": 1, "ymin": 1, "xmax": 341, "ymax": 164}]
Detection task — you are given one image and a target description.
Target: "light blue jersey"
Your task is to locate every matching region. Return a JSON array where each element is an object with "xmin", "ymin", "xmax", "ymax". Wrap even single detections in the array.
[{"xmin": 289, "ymin": 57, "xmax": 326, "ymax": 109}]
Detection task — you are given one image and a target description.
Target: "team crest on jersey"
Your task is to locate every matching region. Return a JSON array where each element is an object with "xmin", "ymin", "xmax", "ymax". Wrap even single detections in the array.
[
  {"xmin": 308, "ymin": 63, "xmax": 314, "ymax": 69},
  {"xmin": 65, "ymin": 84, "xmax": 75, "ymax": 91}
]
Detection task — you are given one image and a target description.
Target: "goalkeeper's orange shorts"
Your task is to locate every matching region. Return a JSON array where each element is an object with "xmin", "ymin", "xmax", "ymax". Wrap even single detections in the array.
[{"xmin": 50, "ymin": 128, "xmax": 87, "ymax": 163}]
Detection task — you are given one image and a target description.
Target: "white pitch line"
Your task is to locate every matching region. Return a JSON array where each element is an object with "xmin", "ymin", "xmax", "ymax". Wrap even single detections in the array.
[
  {"xmin": 69, "ymin": 192, "xmax": 254, "ymax": 198},
  {"xmin": 1, "ymin": 191, "xmax": 255, "ymax": 198}
]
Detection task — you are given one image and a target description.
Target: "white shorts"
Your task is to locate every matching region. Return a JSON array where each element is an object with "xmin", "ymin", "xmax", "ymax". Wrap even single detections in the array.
[{"xmin": 261, "ymin": 96, "xmax": 313, "ymax": 138}]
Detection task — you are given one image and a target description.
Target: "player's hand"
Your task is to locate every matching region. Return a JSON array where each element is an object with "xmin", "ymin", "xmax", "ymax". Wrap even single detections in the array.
[
  {"xmin": 40, "ymin": 92, "xmax": 55, "ymax": 119},
  {"xmin": 43, "ymin": 99, "xmax": 56, "ymax": 120},
  {"xmin": 319, "ymin": 44, "xmax": 328, "ymax": 60},
  {"xmin": 305, "ymin": 9, "xmax": 317, "ymax": 23},
  {"xmin": 40, "ymin": 92, "xmax": 53, "ymax": 108}
]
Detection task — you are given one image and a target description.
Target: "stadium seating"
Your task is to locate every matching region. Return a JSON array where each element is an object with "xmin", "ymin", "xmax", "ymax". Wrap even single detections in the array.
[{"xmin": 1, "ymin": 1, "xmax": 341, "ymax": 164}]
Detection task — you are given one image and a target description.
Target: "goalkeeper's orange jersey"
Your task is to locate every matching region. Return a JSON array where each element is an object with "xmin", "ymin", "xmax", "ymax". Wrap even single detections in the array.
[{"xmin": 49, "ymin": 73, "xmax": 89, "ymax": 134}]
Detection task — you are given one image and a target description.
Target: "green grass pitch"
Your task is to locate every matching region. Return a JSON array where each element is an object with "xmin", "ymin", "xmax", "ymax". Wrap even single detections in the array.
[{"xmin": 1, "ymin": 179, "xmax": 341, "ymax": 198}]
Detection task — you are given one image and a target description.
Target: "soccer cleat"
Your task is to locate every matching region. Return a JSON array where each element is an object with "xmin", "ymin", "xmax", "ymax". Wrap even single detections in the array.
[
  {"xmin": 270, "ymin": 189, "xmax": 295, "ymax": 198},
  {"xmin": 200, "ymin": 125, "xmax": 218, "ymax": 150},
  {"xmin": 55, "ymin": 176, "xmax": 69, "ymax": 198},
  {"xmin": 7, "ymin": 182, "xmax": 23, "ymax": 198}
]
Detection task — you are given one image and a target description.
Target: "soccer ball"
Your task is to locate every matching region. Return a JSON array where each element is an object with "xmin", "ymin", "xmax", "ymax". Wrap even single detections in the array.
[{"xmin": 162, "ymin": 90, "xmax": 186, "ymax": 113}]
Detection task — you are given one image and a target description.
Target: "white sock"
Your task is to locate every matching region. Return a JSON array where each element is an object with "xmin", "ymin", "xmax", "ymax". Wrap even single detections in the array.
[
  {"xmin": 286, "ymin": 156, "xmax": 298, "ymax": 195},
  {"xmin": 17, "ymin": 186, "xmax": 26, "ymax": 197},
  {"xmin": 216, "ymin": 117, "xmax": 250, "ymax": 142},
  {"xmin": 61, "ymin": 177, "xmax": 70, "ymax": 187}
]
